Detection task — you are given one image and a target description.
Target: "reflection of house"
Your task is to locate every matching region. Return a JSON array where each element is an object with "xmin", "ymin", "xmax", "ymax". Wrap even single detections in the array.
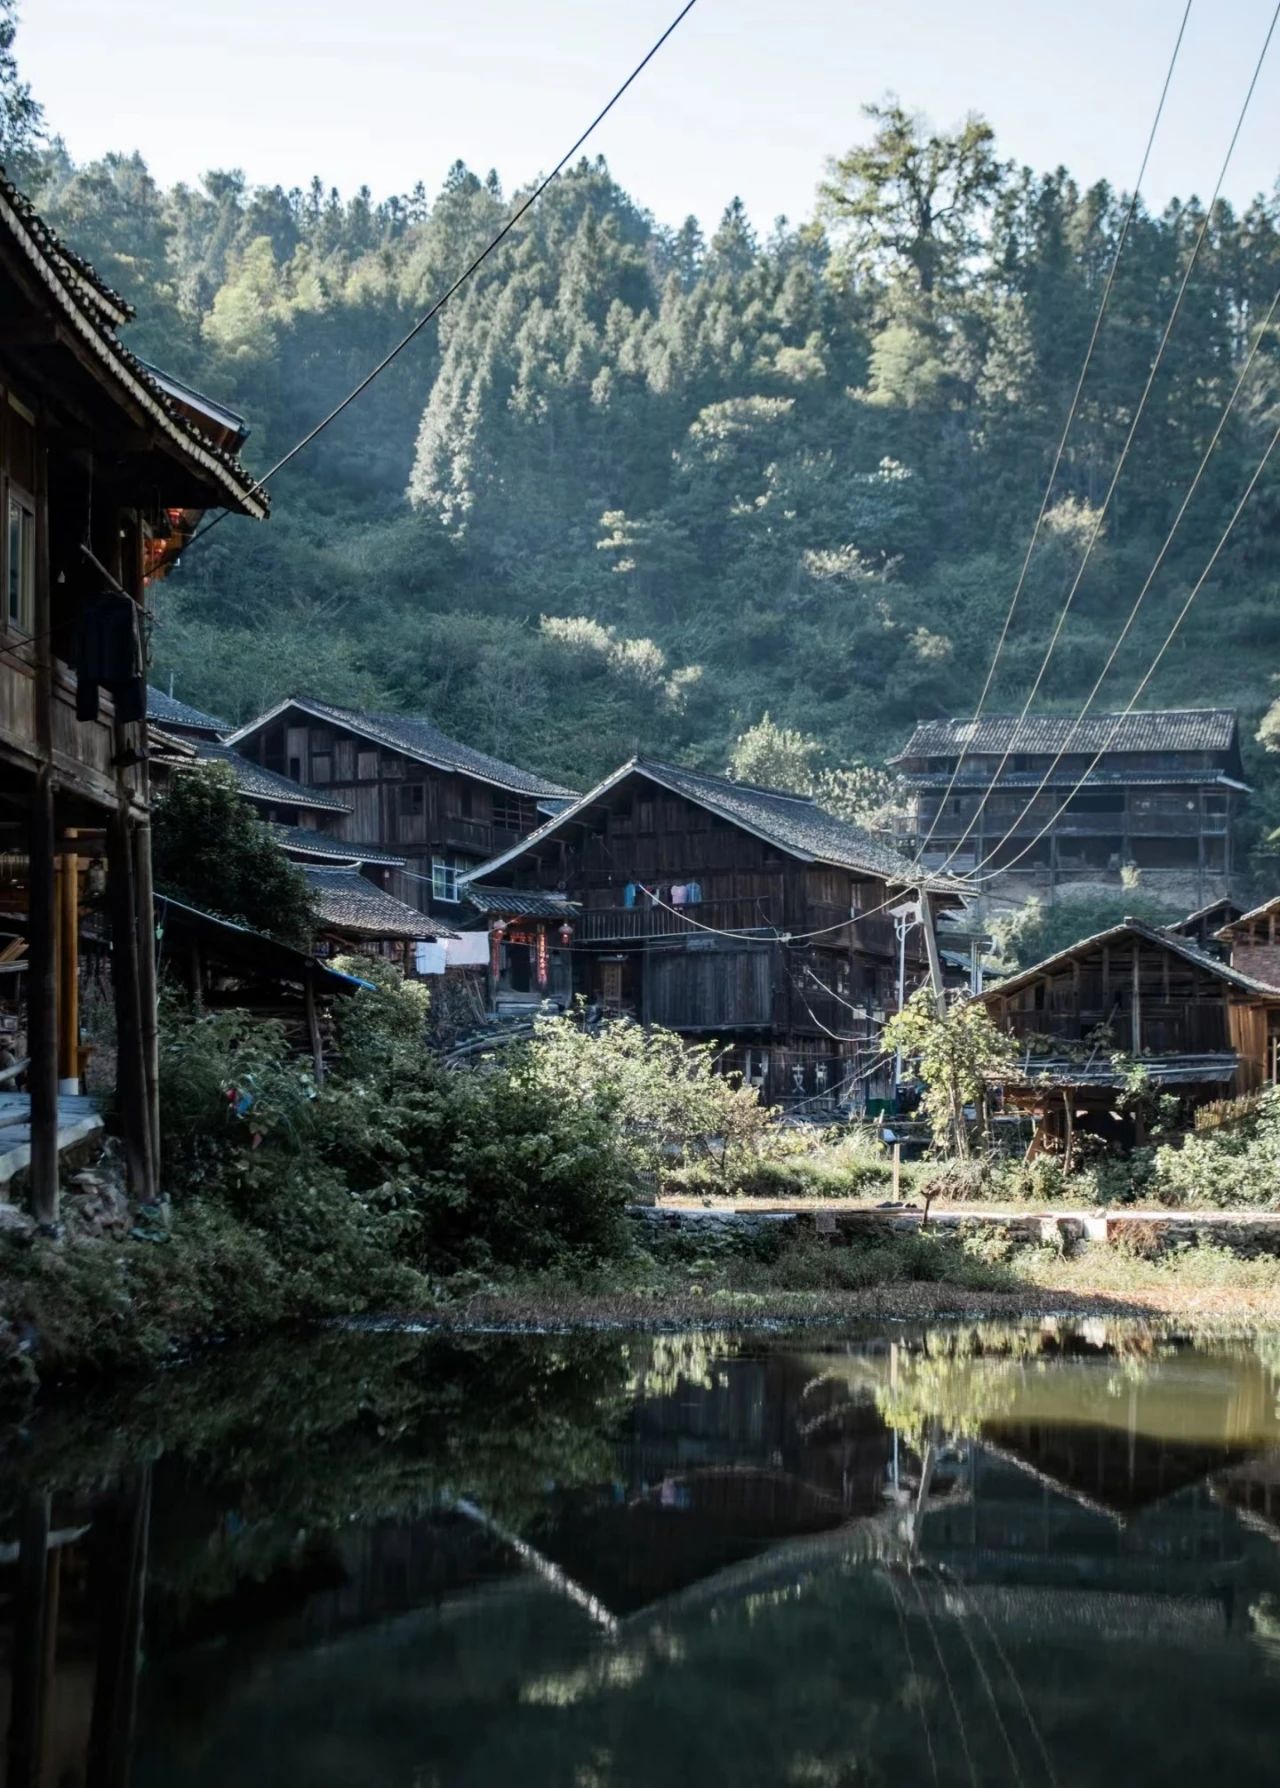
[
  {"xmin": 0, "ymin": 175, "xmax": 265, "ymax": 1218},
  {"xmin": 464, "ymin": 757, "xmax": 960, "ymax": 1109},
  {"xmin": 225, "ymin": 697, "xmax": 575, "ymax": 924},
  {"xmin": 891, "ymin": 708, "xmax": 1246, "ymax": 909},
  {"xmin": 981, "ymin": 918, "xmax": 1280, "ymax": 1148}
]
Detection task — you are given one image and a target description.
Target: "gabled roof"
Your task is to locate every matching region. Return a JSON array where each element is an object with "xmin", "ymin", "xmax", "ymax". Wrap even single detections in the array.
[
  {"xmin": 192, "ymin": 742, "xmax": 350, "ymax": 814},
  {"xmin": 1168, "ymin": 896, "xmax": 1245, "ymax": 936},
  {"xmin": 983, "ymin": 918, "xmax": 1280, "ymax": 1003},
  {"xmin": 1216, "ymin": 895, "xmax": 1280, "ymax": 941},
  {"xmin": 154, "ymin": 894, "xmax": 363, "ymax": 998},
  {"xmin": 891, "ymin": 709, "xmax": 1238, "ymax": 763},
  {"xmin": 268, "ymin": 823, "xmax": 405, "ymax": 869},
  {"xmin": 302, "ymin": 866, "xmax": 453, "ymax": 941},
  {"xmin": 0, "ymin": 171, "xmax": 267, "ymax": 518},
  {"xmin": 146, "ymin": 685, "xmax": 229, "ymax": 737},
  {"xmin": 464, "ymin": 756, "xmax": 960, "ymax": 890},
  {"xmin": 227, "ymin": 696, "xmax": 575, "ymax": 799}
]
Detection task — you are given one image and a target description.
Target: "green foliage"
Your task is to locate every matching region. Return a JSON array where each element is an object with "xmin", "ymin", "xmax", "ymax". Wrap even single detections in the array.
[
  {"xmin": 883, "ymin": 987, "xmax": 1017, "ymax": 1155},
  {"xmin": 992, "ymin": 891, "xmax": 1183, "ymax": 970},
  {"xmin": 1149, "ymin": 1085, "xmax": 1280, "ymax": 1209},
  {"xmin": 152, "ymin": 763, "xmax": 316, "ymax": 947}
]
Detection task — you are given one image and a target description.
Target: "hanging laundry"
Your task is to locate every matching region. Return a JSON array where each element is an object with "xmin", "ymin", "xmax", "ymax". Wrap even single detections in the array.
[
  {"xmin": 671, "ymin": 884, "xmax": 688, "ymax": 906},
  {"xmin": 73, "ymin": 591, "xmax": 145, "ymax": 723},
  {"xmin": 623, "ymin": 883, "xmax": 637, "ymax": 909},
  {"xmin": 686, "ymin": 880, "xmax": 703, "ymax": 904}
]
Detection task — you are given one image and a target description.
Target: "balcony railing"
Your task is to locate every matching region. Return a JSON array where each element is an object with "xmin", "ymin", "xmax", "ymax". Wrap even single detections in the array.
[{"xmin": 578, "ymin": 899, "xmax": 780, "ymax": 942}]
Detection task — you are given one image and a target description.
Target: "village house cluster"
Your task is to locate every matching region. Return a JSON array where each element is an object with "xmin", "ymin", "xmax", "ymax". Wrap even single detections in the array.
[{"xmin": 4, "ymin": 169, "xmax": 1280, "ymax": 1224}]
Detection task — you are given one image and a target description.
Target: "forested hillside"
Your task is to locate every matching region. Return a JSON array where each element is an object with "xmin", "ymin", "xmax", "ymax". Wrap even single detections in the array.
[{"xmin": 6, "ymin": 9, "xmax": 1280, "ymax": 842}]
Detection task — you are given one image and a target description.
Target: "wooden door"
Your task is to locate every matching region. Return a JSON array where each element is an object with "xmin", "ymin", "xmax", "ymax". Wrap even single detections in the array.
[{"xmin": 601, "ymin": 962, "xmax": 624, "ymax": 1011}]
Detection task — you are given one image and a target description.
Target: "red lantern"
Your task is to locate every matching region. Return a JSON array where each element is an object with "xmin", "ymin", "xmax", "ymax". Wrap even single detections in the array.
[{"xmin": 558, "ymin": 921, "xmax": 574, "ymax": 947}]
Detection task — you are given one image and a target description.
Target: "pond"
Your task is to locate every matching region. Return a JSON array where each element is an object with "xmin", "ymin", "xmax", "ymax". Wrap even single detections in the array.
[{"xmin": 3, "ymin": 1320, "xmax": 1280, "ymax": 1785}]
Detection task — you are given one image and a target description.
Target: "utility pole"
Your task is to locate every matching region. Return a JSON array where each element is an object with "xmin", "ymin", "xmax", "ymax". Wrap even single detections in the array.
[
  {"xmin": 918, "ymin": 885, "xmax": 946, "ymax": 1013},
  {"xmin": 890, "ymin": 898, "xmax": 921, "ymax": 1104}
]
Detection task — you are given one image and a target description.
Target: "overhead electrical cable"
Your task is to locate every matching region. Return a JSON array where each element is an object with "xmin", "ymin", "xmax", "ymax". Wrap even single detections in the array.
[
  {"xmin": 965, "ymin": 280, "xmax": 1280, "ymax": 880},
  {"xmin": 968, "ymin": 412, "xmax": 1280, "ymax": 885},
  {"xmin": 931, "ymin": 0, "xmax": 1279, "ymax": 878},
  {"xmin": 906, "ymin": 0, "xmax": 1195, "ymax": 867},
  {"xmin": 178, "ymin": 0, "xmax": 702, "ymax": 556}
]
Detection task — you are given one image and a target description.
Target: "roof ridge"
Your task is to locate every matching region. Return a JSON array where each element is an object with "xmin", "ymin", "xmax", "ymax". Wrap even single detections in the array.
[{"xmin": 635, "ymin": 755, "xmax": 817, "ymax": 804}]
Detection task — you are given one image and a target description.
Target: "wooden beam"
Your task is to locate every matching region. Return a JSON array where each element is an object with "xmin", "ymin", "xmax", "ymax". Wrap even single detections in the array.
[
  {"xmin": 107, "ymin": 809, "xmax": 153, "ymax": 1201},
  {"xmin": 57, "ymin": 839, "xmax": 80, "ymax": 1090}
]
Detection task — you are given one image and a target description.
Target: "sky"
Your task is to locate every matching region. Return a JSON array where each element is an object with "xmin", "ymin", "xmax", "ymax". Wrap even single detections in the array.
[{"xmin": 18, "ymin": 0, "xmax": 1280, "ymax": 232}]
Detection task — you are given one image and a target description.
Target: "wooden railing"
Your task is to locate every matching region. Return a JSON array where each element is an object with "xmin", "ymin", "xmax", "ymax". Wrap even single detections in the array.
[
  {"xmin": 578, "ymin": 899, "xmax": 780, "ymax": 942},
  {"xmin": 1002, "ymin": 1006, "xmax": 1229, "ymax": 1054}
]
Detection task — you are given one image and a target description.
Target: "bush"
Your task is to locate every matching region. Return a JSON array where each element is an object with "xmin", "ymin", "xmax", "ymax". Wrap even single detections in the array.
[{"xmin": 1149, "ymin": 1088, "xmax": 1280, "ymax": 1209}]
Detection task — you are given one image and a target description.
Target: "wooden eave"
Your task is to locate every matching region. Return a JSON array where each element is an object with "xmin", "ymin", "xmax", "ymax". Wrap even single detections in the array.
[{"xmin": 0, "ymin": 184, "xmax": 267, "ymax": 517}]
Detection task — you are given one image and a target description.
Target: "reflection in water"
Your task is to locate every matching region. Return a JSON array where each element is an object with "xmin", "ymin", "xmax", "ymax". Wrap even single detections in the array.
[{"xmin": 3, "ymin": 1324, "xmax": 1280, "ymax": 1785}]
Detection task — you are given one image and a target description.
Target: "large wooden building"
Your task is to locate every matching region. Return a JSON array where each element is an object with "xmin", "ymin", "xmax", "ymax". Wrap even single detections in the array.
[
  {"xmin": 980, "ymin": 918, "xmax": 1280, "ymax": 1152},
  {"xmin": 891, "ymin": 709, "xmax": 1246, "ymax": 910},
  {"xmin": 226, "ymin": 696, "xmax": 575, "ymax": 923},
  {"xmin": 464, "ymin": 757, "xmax": 958, "ymax": 1110},
  {"xmin": 0, "ymin": 175, "xmax": 266, "ymax": 1218}
]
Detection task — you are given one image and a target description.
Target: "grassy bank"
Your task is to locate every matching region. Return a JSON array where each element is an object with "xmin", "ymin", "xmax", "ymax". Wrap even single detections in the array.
[{"xmin": 8, "ymin": 1206, "xmax": 1280, "ymax": 1416}]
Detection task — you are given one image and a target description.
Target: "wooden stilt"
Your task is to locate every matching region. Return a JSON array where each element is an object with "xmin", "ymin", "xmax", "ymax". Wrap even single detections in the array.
[
  {"xmin": 58, "ymin": 836, "xmax": 80, "ymax": 1092},
  {"xmin": 1062, "ymin": 1089, "xmax": 1075, "ymax": 1175},
  {"xmin": 27, "ymin": 766, "xmax": 59, "ymax": 1227},
  {"xmin": 6, "ymin": 1493, "xmax": 51, "ymax": 1788},
  {"xmin": 304, "ymin": 963, "xmax": 325, "ymax": 1086},
  {"xmin": 132, "ymin": 817, "xmax": 161, "ymax": 1185},
  {"xmin": 107, "ymin": 809, "xmax": 153, "ymax": 1201}
]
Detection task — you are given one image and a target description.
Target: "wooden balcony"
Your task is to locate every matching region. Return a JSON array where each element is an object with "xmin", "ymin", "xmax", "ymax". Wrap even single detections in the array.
[
  {"xmin": 0, "ymin": 652, "xmax": 133, "ymax": 809},
  {"xmin": 1001, "ymin": 1005, "xmax": 1230, "ymax": 1055},
  {"xmin": 578, "ymin": 899, "xmax": 780, "ymax": 942},
  {"xmin": 440, "ymin": 815, "xmax": 526, "ymax": 857}
]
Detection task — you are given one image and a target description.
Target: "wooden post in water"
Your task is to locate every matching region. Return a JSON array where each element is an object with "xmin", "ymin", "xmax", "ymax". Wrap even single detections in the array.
[
  {"xmin": 6, "ymin": 1493, "xmax": 51, "ymax": 1788},
  {"xmin": 87, "ymin": 1467, "xmax": 151, "ymax": 1788}
]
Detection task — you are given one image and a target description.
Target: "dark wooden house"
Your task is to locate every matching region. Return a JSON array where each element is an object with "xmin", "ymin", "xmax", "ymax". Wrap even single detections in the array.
[
  {"xmin": 1168, "ymin": 896, "xmax": 1246, "ymax": 957},
  {"xmin": 980, "ymin": 919, "xmax": 1280, "ymax": 1152},
  {"xmin": 464, "ymin": 757, "xmax": 959, "ymax": 1110},
  {"xmin": 1216, "ymin": 895, "xmax": 1280, "ymax": 992},
  {"xmin": 891, "ymin": 709, "xmax": 1246, "ymax": 909},
  {"xmin": 0, "ymin": 174, "xmax": 265, "ymax": 1219},
  {"xmin": 226, "ymin": 696, "xmax": 575, "ymax": 923}
]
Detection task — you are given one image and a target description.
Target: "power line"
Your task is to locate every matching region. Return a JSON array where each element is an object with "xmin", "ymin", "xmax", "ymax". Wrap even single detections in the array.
[
  {"xmin": 179, "ymin": 0, "xmax": 702, "ymax": 558},
  {"xmin": 970, "ymin": 409, "xmax": 1280, "ymax": 886},
  {"xmin": 907, "ymin": 0, "xmax": 1195, "ymax": 868},
  {"xmin": 932, "ymin": 0, "xmax": 1279, "ymax": 878},
  {"xmin": 967, "ymin": 279, "xmax": 1280, "ymax": 881}
]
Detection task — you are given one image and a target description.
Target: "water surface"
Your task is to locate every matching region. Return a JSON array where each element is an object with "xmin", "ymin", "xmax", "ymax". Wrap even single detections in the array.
[{"xmin": 4, "ymin": 1320, "xmax": 1280, "ymax": 1785}]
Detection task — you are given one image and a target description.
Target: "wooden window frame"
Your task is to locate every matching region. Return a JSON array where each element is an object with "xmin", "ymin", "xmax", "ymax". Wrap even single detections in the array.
[{"xmin": 431, "ymin": 856, "xmax": 461, "ymax": 903}]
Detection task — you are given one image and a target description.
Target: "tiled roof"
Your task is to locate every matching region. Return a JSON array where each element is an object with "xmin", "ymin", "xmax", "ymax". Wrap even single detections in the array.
[
  {"xmin": 464, "ymin": 885, "xmax": 580, "ymax": 919},
  {"xmin": 892, "ymin": 709, "xmax": 1238, "ymax": 762},
  {"xmin": 1216, "ymin": 894, "xmax": 1280, "ymax": 940},
  {"xmin": 0, "ymin": 171, "xmax": 267, "ymax": 517},
  {"xmin": 193, "ymin": 742, "xmax": 350, "ymax": 814},
  {"xmin": 228, "ymin": 696, "xmax": 575, "ymax": 798},
  {"xmin": 466, "ymin": 756, "xmax": 963, "ymax": 892},
  {"xmin": 983, "ymin": 918, "xmax": 1280, "ymax": 1003},
  {"xmin": 146, "ymin": 686, "xmax": 228, "ymax": 736},
  {"xmin": 268, "ymin": 823, "xmax": 405, "ymax": 868},
  {"xmin": 302, "ymin": 866, "xmax": 453, "ymax": 940}
]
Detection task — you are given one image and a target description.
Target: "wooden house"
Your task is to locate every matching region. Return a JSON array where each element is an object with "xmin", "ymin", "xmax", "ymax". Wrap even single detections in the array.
[
  {"xmin": 301, "ymin": 864, "xmax": 452, "ymax": 971},
  {"xmin": 144, "ymin": 684, "xmax": 228, "ymax": 743},
  {"xmin": 463, "ymin": 757, "xmax": 960, "ymax": 1110},
  {"xmin": 0, "ymin": 174, "xmax": 266, "ymax": 1219},
  {"xmin": 225, "ymin": 696, "xmax": 576, "ymax": 923},
  {"xmin": 891, "ymin": 709, "xmax": 1246, "ymax": 910},
  {"xmin": 1215, "ymin": 895, "xmax": 1280, "ymax": 990},
  {"xmin": 1168, "ymin": 895, "xmax": 1246, "ymax": 958},
  {"xmin": 980, "ymin": 919, "xmax": 1280, "ymax": 1152}
]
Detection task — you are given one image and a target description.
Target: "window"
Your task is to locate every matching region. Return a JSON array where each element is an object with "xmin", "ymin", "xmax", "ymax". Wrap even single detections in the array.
[
  {"xmin": 288, "ymin": 756, "xmax": 303, "ymax": 783},
  {"xmin": 311, "ymin": 754, "xmax": 332, "ymax": 784},
  {"xmin": 432, "ymin": 857, "xmax": 461, "ymax": 902},
  {"xmin": 400, "ymin": 783, "xmax": 425, "ymax": 816},
  {"xmin": 6, "ymin": 491, "xmax": 34, "ymax": 633},
  {"xmin": 357, "ymin": 750, "xmax": 379, "ymax": 781}
]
